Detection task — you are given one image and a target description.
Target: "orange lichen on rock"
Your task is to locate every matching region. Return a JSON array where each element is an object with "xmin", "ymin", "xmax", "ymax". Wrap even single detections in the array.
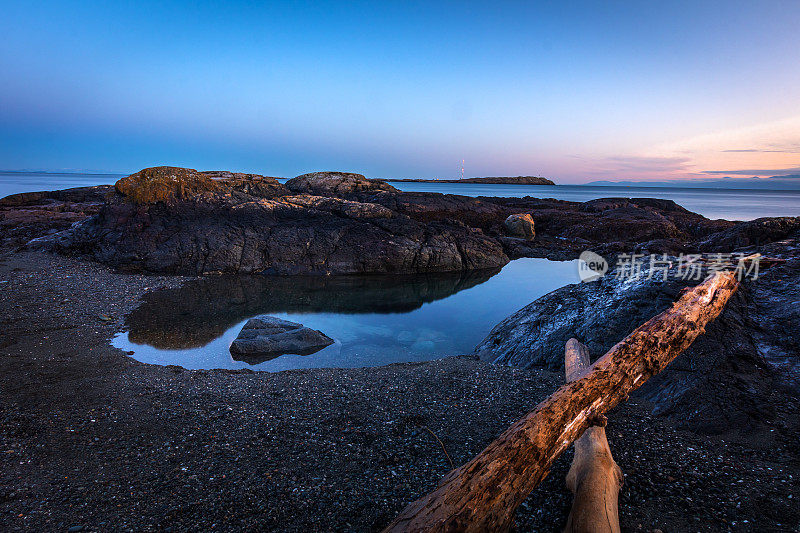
[{"xmin": 114, "ymin": 166, "xmax": 221, "ymax": 204}]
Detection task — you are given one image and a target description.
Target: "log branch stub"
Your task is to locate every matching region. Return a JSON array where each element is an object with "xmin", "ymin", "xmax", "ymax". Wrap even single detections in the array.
[{"xmin": 565, "ymin": 338, "xmax": 591, "ymax": 382}]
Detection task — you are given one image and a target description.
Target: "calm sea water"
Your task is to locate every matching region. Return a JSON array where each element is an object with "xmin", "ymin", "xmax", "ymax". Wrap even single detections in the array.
[
  {"xmin": 3, "ymin": 171, "xmax": 798, "ymax": 221},
  {"xmin": 113, "ymin": 258, "xmax": 580, "ymax": 372},
  {"xmin": 0, "ymin": 171, "xmax": 124, "ymax": 198},
  {"xmin": 388, "ymin": 182, "xmax": 800, "ymax": 221}
]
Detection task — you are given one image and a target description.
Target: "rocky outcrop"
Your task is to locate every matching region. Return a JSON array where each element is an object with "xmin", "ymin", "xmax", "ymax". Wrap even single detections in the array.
[
  {"xmin": 8, "ymin": 166, "xmax": 798, "ymax": 275},
  {"xmin": 285, "ymin": 171, "xmax": 397, "ymax": 195},
  {"xmin": 229, "ymin": 315, "xmax": 334, "ymax": 363},
  {"xmin": 503, "ymin": 213, "xmax": 535, "ymax": 239},
  {"xmin": 33, "ymin": 167, "xmax": 507, "ymax": 275},
  {"xmin": 114, "ymin": 166, "xmax": 288, "ymax": 204},
  {"xmin": 114, "ymin": 166, "xmax": 222, "ymax": 204},
  {"xmin": 0, "ymin": 185, "xmax": 111, "ymax": 251},
  {"xmin": 487, "ymin": 196, "xmax": 735, "ymax": 260},
  {"xmin": 475, "ymin": 249, "xmax": 800, "ymax": 436},
  {"xmin": 698, "ymin": 216, "xmax": 800, "ymax": 252},
  {"xmin": 0, "ymin": 185, "xmax": 112, "ymax": 207}
]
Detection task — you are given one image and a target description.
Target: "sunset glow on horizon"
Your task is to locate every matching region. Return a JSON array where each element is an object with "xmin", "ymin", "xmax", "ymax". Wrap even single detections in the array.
[{"xmin": 1, "ymin": 1, "xmax": 799, "ymax": 184}]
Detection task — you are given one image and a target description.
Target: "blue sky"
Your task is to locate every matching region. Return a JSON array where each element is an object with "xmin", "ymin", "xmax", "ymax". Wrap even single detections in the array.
[{"xmin": 1, "ymin": 1, "xmax": 799, "ymax": 182}]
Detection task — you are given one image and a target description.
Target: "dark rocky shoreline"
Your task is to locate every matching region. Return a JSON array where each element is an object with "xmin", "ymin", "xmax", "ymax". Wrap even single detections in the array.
[
  {"xmin": 1, "ymin": 170, "xmax": 799, "ymax": 531},
  {"xmin": 6, "ymin": 166, "xmax": 797, "ymax": 275}
]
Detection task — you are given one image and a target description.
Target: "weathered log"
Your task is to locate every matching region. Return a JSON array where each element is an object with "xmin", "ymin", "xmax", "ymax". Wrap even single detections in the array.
[
  {"xmin": 384, "ymin": 272, "xmax": 738, "ymax": 532},
  {"xmin": 564, "ymin": 338, "xmax": 622, "ymax": 533}
]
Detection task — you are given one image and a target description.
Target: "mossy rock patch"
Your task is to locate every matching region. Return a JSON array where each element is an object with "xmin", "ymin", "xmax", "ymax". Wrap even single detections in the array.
[{"xmin": 115, "ymin": 166, "xmax": 221, "ymax": 204}]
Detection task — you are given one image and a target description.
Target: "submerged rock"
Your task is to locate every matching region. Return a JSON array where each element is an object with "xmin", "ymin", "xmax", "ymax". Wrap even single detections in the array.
[
  {"xmin": 504, "ymin": 213, "xmax": 535, "ymax": 239},
  {"xmin": 229, "ymin": 315, "xmax": 334, "ymax": 363}
]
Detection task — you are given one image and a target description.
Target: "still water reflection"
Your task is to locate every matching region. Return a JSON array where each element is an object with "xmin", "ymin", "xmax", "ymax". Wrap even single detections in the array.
[{"xmin": 113, "ymin": 258, "xmax": 579, "ymax": 371}]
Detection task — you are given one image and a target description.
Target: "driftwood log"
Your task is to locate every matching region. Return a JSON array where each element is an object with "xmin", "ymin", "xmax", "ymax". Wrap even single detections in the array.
[
  {"xmin": 384, "ymin": 272, "xmax": 739, "ymax": 532},
  {"xmin": 564, "ymin": 338, "xmax": 622, "ymax": 533}
]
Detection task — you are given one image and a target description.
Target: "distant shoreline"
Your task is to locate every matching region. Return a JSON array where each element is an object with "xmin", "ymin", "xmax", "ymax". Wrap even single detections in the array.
[
  {"xmin": 385, "ymin": 176, "xmax": 555, "ymax": 185},
  {"xmin": 385, "ymin": 179, "xmax": 800, "ymax": 193},
  {"xmin": 0, "ymin": 170, "xmax": 124, "ymax": 176}
]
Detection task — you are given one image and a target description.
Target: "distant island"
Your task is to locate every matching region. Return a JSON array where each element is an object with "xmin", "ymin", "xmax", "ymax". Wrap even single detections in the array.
[{"xmin": 386, "ymin": 176, "xmax": 555, "ymax": 185}]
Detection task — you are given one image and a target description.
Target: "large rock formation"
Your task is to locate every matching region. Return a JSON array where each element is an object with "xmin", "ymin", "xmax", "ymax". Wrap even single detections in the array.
[
  {"xmin": 698, "ymin": 216, "xmax": 800, "ymax": 251},
  {"xmin": 31, "ymin": 167, "xmax": 508, "ymax": 275},
  {"xmin": 113, "ymin": 166, "xmax": 288, "ymax": 203},
  {"xmin": 487, "ymin": 196, "xmax": 735, "ymax": 261}
]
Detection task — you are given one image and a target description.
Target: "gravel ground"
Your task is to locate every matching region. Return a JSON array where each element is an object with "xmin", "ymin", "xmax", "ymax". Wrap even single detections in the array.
[{"xmin": 1, "ymin": 251, "xmax": 798, "ymax": 532}]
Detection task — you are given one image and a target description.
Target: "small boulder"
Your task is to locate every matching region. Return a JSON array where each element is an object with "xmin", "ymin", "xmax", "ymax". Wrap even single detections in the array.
[
  {"xmin": 285, "ymin": 171, "xmax": 398, "ymax": 195},
  {"xmin": 229, "ymin": 315, "xmax": 334, "ymax": 362},
  {"xmin": 504, "ymin": 213, "xmax": 536, "ymax": 240}
]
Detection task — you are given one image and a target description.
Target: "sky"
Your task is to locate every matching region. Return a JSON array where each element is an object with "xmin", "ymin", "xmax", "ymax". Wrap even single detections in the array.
[{"xmin": 1, "ymin": 1, "xmax": 799, "ymax": 184}]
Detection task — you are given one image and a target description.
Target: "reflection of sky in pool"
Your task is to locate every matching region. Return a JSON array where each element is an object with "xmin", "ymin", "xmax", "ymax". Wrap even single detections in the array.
[{"xmin": 113, "ymin": 258, "xmax": 579, "ymax": 371}]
